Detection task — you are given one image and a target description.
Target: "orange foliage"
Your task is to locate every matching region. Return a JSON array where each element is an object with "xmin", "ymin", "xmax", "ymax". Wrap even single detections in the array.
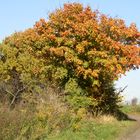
[
  {"xmin": 32, "ymin": 3, "xmax": 140, "ymax": 81},
  {"xmin": 2, "ymin": 3, "xmax": 140, "ymax": 112}
]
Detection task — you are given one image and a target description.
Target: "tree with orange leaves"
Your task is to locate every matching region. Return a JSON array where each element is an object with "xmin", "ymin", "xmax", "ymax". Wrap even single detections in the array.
[{"xmin": 1, "ymin": 3, "xmax": 140, "ymax": 114}]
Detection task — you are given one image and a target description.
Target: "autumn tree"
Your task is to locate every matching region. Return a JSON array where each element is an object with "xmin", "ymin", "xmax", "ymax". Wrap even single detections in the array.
[
  {"xmin": 0, "ymin": 32, "xmax": 46, "ymax": 106},
  {"xmin": 1, "ymin": 3, "xmax": 140, "ymax": 114}
]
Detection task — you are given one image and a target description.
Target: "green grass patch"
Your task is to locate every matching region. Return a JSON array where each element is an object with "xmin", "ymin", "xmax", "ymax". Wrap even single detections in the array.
[
  {"xmin": 121, "ymin": 105, "xmax": 140, "ymax": 114},
  {"xmin": 47, "ymin": 119, "xmax": 134, "ymax": 140}
]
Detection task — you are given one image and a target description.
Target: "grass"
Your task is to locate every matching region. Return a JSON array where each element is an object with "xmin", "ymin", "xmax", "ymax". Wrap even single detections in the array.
[
  {"xmin": 0, "ymin": 103, "xmax": 135, "ymax": 140},
  {"xmin": 47, "ymin": 116, "xmax": 134, "ymax": 140},
  {"xmin": 121, "ymin": 105, "xmax": 140, "ymax": 114},
  {"xmin": 0, "ymin": 91, "xmax": 138, "ymax": 140}
]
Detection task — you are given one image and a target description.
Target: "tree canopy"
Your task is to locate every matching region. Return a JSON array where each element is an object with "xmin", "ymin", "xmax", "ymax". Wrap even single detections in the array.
[{"xmin": 0, "ymin": 3, "xmax": 140, "ymax": 113}]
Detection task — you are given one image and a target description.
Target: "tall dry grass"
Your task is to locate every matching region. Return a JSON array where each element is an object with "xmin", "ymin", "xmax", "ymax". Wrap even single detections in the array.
[{"xmin": 0, "ymin": 86, "xmax": 75, "ymax": 139}]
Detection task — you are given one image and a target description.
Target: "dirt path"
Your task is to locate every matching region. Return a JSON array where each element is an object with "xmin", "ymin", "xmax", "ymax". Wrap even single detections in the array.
[{"xmin": 121, "ymin": 114, "xmax": 140, "ymax": 140}]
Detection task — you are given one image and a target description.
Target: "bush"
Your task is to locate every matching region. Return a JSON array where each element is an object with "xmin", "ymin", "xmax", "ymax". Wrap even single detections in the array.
[
  {"xmin": 0, "ymin": 104, "xmax": 32, "ymax": 140},
  {"xmin": 0, "ymin": 88, "xmax": 83, "ymax": 140}
]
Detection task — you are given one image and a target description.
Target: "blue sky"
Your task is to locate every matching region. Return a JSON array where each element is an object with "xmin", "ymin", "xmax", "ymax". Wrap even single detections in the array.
[{"xmin": 0, "ymin": 0, "xmax": 140, "ymax": 101}]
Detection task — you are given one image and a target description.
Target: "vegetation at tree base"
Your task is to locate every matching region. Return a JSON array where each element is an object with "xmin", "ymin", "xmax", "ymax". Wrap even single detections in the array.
[
  {"xmin": 0, "ymin": 101, "xmax": 135, "ymax": 140},
  {"xmin": 0, "ymin": 3, "xmax": 140, "ymax": 139}
]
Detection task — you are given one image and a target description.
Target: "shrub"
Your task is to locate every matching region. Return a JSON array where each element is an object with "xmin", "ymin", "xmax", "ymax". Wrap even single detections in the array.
[{"xmin": 0, "ymin": 88, "xmax": 81, "ymax": 140}]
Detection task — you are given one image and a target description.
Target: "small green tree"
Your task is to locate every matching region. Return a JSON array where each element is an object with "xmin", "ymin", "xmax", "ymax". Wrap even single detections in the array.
[{"xmin": 0, "ymin": 41, "xmax": 46, "ymax": 106}]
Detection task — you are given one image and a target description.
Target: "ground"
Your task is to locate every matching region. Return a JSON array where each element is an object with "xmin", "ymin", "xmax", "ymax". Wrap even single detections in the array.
[{"xmin": 120, "ymin": 114, "xmax": 140, "ymax": 140}]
